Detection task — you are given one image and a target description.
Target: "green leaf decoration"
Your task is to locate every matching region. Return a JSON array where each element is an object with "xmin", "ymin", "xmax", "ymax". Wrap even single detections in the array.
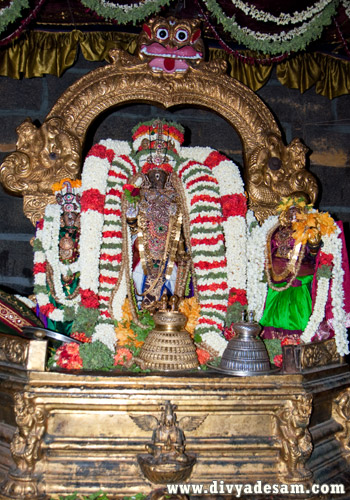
[
  {"xmin": 0, "ymin": 0, "xmax": 29, "ymax": 35},
  {"xmin": 194, "ymin": 333, "xmax": 202, "ymax": 344},
  {"xmin": 71, "ymin": 306, "xmax": 99, "ymax": 337},
  {"xmin": 225, "ymin": 302, "xmax": 246, "ymax": 326},
  {"xmin": 80, "ymin": 341, "xmax": 115, "ymax": 371},
  {"xmin": 80, "ymin": 0, "xmax": 172, "ymax": 25},
  {"xmin": 316, "ymin": 264, "xmax": 332, "ymax": 280},
  {"xmin": 203, "ymin": 0, "xmax": 339, "ymax": 54},
  {"xmin": 263, "ymin": 338, "xmax": 282, "ymax": 365}
]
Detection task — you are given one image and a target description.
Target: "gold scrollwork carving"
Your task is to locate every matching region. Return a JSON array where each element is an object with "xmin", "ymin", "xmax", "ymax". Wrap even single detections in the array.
[
  {"xmin": 247, "ymin": 135, "xmax": 318, "ymax": 222},
  {"xmin": 274, "ymin": 394, "xmax": 313, "ymax": 482},
  {"xmin": 10, "ymin": 392, "xmax": 46, "ymax": 473},
  {"xmin": 0, "ymin": 17, "xmax": 318, "ymax": 226},
  {"xmin": 0, "ymin": 337, "xmax": 28, "ymax": 365},
  {"xmin": 333, "ymin": 388, "xmax": 350, "ymax": 452},
  {"xmin": 1, "ymin": 392, "xmax": 46, "ymax": 499},
  {"xmin": 301, "ymin": 338, "xmax": 340, "ymax": 369},
  {"xmin": 0, "ymin": 116, "xmax": 81, "ymax": 223}
]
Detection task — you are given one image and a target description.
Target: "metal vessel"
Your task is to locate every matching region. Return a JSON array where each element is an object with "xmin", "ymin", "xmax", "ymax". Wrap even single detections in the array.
[
  {"xmin": 136, "ymin": 310, "xmax": 199, "ymax": 371},
  {"xmin": 215, "ymin": 313, "xmax": 273, "ymax": 376}
]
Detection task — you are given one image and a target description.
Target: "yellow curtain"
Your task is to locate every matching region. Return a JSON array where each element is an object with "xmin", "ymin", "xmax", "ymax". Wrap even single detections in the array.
[
  {"xmin": 0, "ymin": 30, "xmax": 349, "ymax": 99},
  {"xmin": 209, "ymin": 49, "xmax": 272, "ymax": 91}
]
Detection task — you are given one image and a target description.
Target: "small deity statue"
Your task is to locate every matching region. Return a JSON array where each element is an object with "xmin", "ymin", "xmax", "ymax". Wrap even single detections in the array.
[
  {"xmin": 259, "ymin": 193, "xmax": 350, "ymax": 362},
  {"xmin": 125, "ymin": 120, "xmax": 191, "ymax": 311},
  {"xmin": 260, "ymin": 194, "xmax": 323, "ymax": 344},
  {"xmin": 146, "ymin": 401, "xmax": 188, "ymax": 464}
]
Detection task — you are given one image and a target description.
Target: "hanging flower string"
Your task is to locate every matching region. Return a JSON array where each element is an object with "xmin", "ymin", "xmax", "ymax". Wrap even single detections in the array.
[
  {"xmin": 230, "ymin": 0, "xmax": 334, "ymax": 25},
  {"xmin": 195, "ymin": 0, "xmax": 288, "ymax": 65},
  {"xmin": 80, "ymin": 0, "xmax": 172, "ymax": 25},
  {"xmin": 201, "ymin": 0, "xmax": 339, "ymax": 55},
  {"xmin": 0, "ymin": 0, "xmax": 47, "ymax": 47}
]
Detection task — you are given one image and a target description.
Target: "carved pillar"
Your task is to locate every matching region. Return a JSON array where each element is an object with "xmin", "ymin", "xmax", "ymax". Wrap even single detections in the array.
[
  {"xmin": 333, "ymin": 388, "xmax": 350, "ymax": 453},
  {"xmin": 274, "ymin": 394, "xmax": 313, "ymax": 482},
  {"xmin": 1, "ymin": 392, "xmax": 46, "ymax": 499}
]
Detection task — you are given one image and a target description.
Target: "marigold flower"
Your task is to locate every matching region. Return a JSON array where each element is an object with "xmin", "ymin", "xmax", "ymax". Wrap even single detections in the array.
[
  {"xmin": 196, "ymin": 348, "xmax": 211, "ymax": 365},
  {"xmin": 179, "ymin": 297, "xmax": 201, "ymax": 337},
  {"xmin": 114, "ymin": 347, "xmax": 133, "ymax": 366}
]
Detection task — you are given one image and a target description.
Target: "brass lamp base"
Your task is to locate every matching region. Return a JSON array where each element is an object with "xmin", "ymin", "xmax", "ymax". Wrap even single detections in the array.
[{"xmin": 136, "ymin": 311, "xmax": 199, "ymax": 371}]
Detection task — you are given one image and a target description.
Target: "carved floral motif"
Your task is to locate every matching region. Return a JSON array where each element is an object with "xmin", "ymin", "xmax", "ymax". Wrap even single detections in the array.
[
  {"xmin": 301, "ymin": 338, "xmax": 340, "ymax": 369},
  {"xmin": 0, "ymin": 337, "xmax": 28, "ymax": 365}
]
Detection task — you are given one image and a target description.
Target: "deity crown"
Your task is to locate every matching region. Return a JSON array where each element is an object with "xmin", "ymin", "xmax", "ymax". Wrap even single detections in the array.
[{"xmin": 132, "ymin": 119, "xmax": 184, "ymax": 155}]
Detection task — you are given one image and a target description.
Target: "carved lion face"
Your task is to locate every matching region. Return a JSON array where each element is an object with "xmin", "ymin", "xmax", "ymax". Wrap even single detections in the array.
[{"xmin": 138, "ymin": 16, "xmax": 204, "ymax": 73}]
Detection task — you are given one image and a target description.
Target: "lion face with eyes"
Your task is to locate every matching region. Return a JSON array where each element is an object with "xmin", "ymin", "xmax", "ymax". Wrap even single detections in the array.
[{"xmin": 138, "ymin": 16, "xmax": 204, "ymax": 74}]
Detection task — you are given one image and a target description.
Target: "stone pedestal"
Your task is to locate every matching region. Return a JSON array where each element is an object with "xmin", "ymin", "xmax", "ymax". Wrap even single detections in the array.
[{"xmin": 0, "ymin": 333, "xmax": 349, "ymax": 499}]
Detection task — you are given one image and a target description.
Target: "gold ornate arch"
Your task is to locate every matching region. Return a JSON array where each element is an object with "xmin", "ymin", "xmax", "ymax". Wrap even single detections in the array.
[{"xmin": 0, "ymin": 48, "xmax": 318, "ymax": 224}]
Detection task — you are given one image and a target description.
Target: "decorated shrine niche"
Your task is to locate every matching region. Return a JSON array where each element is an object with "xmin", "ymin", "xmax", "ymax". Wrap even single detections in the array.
[{"xmin": 0, "ymin": 15, "xmax": 350, "ymax": 500}]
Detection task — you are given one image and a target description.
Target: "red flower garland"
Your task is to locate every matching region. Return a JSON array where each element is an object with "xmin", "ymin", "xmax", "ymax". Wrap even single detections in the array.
[
  {"xmin": 319, "ymin": 252, "xmax": 333, "ymax": 267},
  {"xmin": 141, "ymin": 162, "xmax": 174, "ymax": 174},
  {"xmin": 221, "ymin": 193, "xmax": 247, "ymax": 220},
  {"xmin": 80, "ymin": 189, "xmax": 105, "ymax": 214},
  {"xmin": 228, "ymin": 287, "xmax": 248, "ymax": 306},
  {"xmin": 196, "ymin": 348, "xmax": 211, "ymax": 365},
  {"xmin": 273, "ymin": 354, "xmax": 283, "ymax": 368},
  {"xmin": 40, "ymin": 303, "xmax": 55, "ymax": 316},
  {"xmin": 87, "ymin": 144, "xmax": 115, "ymax": 163},
  {"xmin": 33, "ymin": 262, "xmax": 47, "ymax": 274},
  {"xmin": 80, "ymin": 289, "xmax": 99, "ymax": 309},
  {"xmin": 56, "ymin": 343, "xmax": 83, "ymax": 370},
  {"xmin": 114, "ymin": 348, "xmax": 133, "ymax": 366},
  {"xmin": 204, "ymin": 151, "xmax": 228, "ymax": 170},
  {"xmin": 132, "ymin": 124, "xmax": 184, "ymax": 143},
  {"xmin": 71, "ymin": 332, "xmax": 92, "ymax": 343}
]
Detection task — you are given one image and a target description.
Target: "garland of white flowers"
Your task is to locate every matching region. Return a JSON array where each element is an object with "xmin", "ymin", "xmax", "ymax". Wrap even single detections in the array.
[
  {"xmin": 80, "ymin": 0, "xmax": 171, "ymax": 25},
  {"xmin": 178, "ymin": 146, "xmax": 247, "ymax": 356},
  {"xmin": 34, "ymin": 198, "xmax": 83, "ymax": 323},
  {"xmin": 230, "ymin": 0, "xmax": 334, "ymax": 25},
  {"xmin": 203, "ymin": 0, "xmax": 339, "ymax": 54},
  {"xmin": 178, "ymin": 158, "xmax": 228, "ymax": 353},
  {"xmin": 88, "ymin": 140, "xmax": 135, "ymax": 350},
  {"xmin": 246, "ymin": 213, "xmax": 276, "ymax": 322},
  {"xmin": 212, "ymin": 158, "xmax": 246, "ymax": 292},
  {"xmin": 301, "ymin": 226, "xmax": 349, "ymax": 355}
]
